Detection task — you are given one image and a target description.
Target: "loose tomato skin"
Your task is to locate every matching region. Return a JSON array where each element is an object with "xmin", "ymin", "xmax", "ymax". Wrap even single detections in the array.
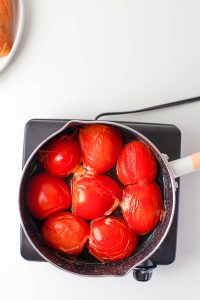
[
  {"xmin": 88, "ymin": 217, "xmax": 138, "ymax": 262},
  {"xmin": 27, "ymin": 173, "xmax": 71, "ymax": 220},
  {"xmin": 39, "ymin": 135, "xmax": 81, "ymax": 177},
  {"xmin": 72, "ymin": 174, "xmax": 122, "ymax": 221},
  {"xmin": 79, "ymin": 124, "xmax": 123, "ymax": 174},
  {"xmin": 121, "ymin": 182, "xmax": 164, "ymax": 235},
  {"xmin": 116, "ymin": 141, "xmax": 158, "ymax": 185},
  {"xmin": 42, "ymin": 212, "xmax": 90, "ymax": 255}
]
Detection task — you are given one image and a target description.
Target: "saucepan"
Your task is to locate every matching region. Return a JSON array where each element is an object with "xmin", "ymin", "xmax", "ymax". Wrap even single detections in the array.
[{"xmin": 19, "ymin": 119, "xmax": 200, "ymax": 279}]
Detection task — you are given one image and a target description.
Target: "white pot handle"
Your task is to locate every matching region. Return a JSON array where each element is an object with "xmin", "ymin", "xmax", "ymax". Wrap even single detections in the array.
[{"xmin": 169, "ymin": 152, "xmax": 200, "ymax": 178}]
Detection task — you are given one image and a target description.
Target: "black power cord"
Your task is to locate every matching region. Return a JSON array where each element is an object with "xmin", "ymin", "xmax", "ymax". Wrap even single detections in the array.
[{"xmin": 95, "ymin": 96, "xmax": 200, "ymax": 120}]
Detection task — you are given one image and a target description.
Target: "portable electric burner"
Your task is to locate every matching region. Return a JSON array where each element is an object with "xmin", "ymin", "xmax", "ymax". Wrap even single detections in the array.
[{"xmin": 20, "ymin": 119, "xmax": 181, "ymax": 281}]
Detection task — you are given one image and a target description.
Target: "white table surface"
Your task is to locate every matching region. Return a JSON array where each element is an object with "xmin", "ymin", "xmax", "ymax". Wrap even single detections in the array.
[{"xmin": 1, "ymin": 0, "xmax": 200, "ymax": 299}]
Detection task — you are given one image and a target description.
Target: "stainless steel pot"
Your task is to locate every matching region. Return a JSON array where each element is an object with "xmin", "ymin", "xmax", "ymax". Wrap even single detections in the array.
[{"xmin": 19, "ymin": 120, "xmax": 200, "ymax": 277}]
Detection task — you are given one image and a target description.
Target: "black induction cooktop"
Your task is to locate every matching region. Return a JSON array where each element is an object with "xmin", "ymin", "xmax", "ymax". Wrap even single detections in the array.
[{"xmin": 20, "ymin": 119, "xmax": 181, "ymax": 281}]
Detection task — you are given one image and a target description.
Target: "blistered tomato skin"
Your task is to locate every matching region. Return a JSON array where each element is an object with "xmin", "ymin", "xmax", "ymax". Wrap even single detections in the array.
[
  {"xmin": 39, "ymin": 135, "xmax": 81, "ymax": 177},
  {"xmin": 42, "ymin": 212, "xmax": 90, "ymax": 254},
  {"xmin": 121, "ymin": 182, "xmax": 164, "ymax": 235},
  {"xmin": 88, "ymin": 217, "xmax": 138, "ymax": 262},
  {"xmin": 27, "ymin": 173, "xmax": 71, "ymax": 220},
  {"xmin": 116, "ymin": 141, "xmax": 158, "ymax": 185},
  {"xmin": 79, "ymin": 124, "xmax": 123, "ymax": 174},
  {"xmin": 72, "ymin": 174, "xmax": 122, "ymax": 220}
]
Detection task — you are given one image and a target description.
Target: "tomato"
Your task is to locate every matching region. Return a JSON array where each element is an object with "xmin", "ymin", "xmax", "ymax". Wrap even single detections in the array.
[
  {"xmin": 78, "ymin": 124, "xmax": 123, "ymax": 174},
  {"xmin": 42, "ymin": 212, "xmax": 90, "ymax": 255},
  {"xmin": 121, "ymin": 182, "xmax": 164, "ymax": 235},
  {"xmin": 72, "ymin": 174, "xmax": 122, "ymax": 220},
  {"xmin": 88, "ymin": 217, "xmax": 138, "ymax": 262},
  {"xmin": 39, "ymin": 135, "xmax": 81, "ymax": 177},
  {"xmin": 27, "ymin": 173, "xmax": 71, "ymax": 220},
  {"xmin": 116, "ymin": 140, "xmax": 158, "ymax": 185}
]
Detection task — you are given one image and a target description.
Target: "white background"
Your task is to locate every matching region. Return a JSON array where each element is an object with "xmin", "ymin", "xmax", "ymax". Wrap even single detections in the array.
[{"xmin": 1, "ymin": 0, "xmax": 200, "ymax": 299}]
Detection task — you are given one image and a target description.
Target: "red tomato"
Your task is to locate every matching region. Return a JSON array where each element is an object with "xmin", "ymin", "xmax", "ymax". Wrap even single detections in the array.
[
  {"xmin": 116, "ymin": 140, "xmax": 158, "ymax": 185},
  {"xmin": 42, "ymin": 212, "xmax": 90, "ymax": 255},
  {"xmin": 39, "ymin": 135, "xmax": 80, "ymax": 177},
  {"xmin": 121, "ymin": 182, "xmax": 164, "ymax": 235},
  {"xmin": 27, "ymin": 173, "xmax": 71, "ymax": 220},
  {"xmin": 79, "ymin": 124, "xmax": 123, "ymax": 174},
  {"xmin": 88, "ymin": 217, "xmax": 138, "ymax": 262},
  {"xmin": 72, "ymin": 174, "xmax": 122, "ymax": 220}
]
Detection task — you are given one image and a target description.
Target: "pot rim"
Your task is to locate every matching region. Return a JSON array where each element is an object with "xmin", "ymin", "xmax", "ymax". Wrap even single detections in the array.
[{"xmin": 19, "ymin": 119, "xmax": 176, "ymax": 276}]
